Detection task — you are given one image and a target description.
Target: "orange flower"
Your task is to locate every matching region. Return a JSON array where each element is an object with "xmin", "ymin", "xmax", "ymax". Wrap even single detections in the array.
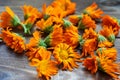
[
  {"xmin": 21, "ymin": 5, "xmax": 42, "ymax": 20},
  {"xmin": 83, "ymin": 28, "xmax": 98, "ymax": 40},
  {"xmin": 23, "ymin": 15, "xmax": 37, "ymax": 34},
  {"xmin": 97, "ymin": 53, "xmax": 120, "ymax": 79},
  {"xmin": 69, "ymin": 15, "xmax": 82, "ymax": 25},
  {"xmin": 30, "ymin": 48, "xmax": 58, "ymax": 80},
  {"xmin": 100, "ymin": 25, "xmax": 115, "ymax": 43},
  {"xmin": 63, "ymin": 26, "xmax": 79, "ymax": 48},
  {"xmin": 83, "ymin": 2, "xmax": 103, "ymax": 19},
  {"xmin": 1, "ymin": 29, "xmax": 25, "ymax": 53},
  {"xmin": 2, "ymin": 6, "xmax": 32, "ymax": 34},
  {"xmin": 36, "ymin": 16, "xmax": 53, "ymax": 34},
  {"xmin": 83, "ymin": 56, "xmax": 98, "ymax": 74},
  {"xmin": 0, "ymin": 12, "xmax": 13, "ymax": 28},
  {"xmin": 44, "ymin": 25, "xmax": 63, "ymax": 47},
  {"xmin": 102, "ymin": 15, "xmax": 119, "ymax": 36},
  {"xmin": 26, "ymin": 31, "xmax": 46, "ymax": 49},
  {"xmin": 80, "ymin": 39, "xmax": 97, "ymax": 57},
  {"xmin": 51, "ymin": 0, "xmax": 76, "ymax": 17},
  {"xmin": 96, "ymin": 47, "xmax": 117, "ymax": 61},
  {"xmin": 98, "ymin": 34, "xmax": 113, "ymax": 48},
  {"xmin": 26, "ymin": 47, "xmax": 51, "ymax": 61},
  {"xmin": 53, "ymin": 43, "xmax": 80, "ymax": 71},
  {"xmin": 78, "ymin": 14, "xmax": 96, "ymax": 29}
]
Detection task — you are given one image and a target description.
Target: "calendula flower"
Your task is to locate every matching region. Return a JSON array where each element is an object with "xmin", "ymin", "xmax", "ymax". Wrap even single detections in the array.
[
  {"xmin": 26, "ymin": 31, "xmax": 47, "ymax": 50},
  {"xmin": 21, "ymin": 5, "xmax": 42, "ymax": 20},
  {"xmin": 83, "ymin": 28, "xmax": 98, "ymax": 40},
  {"xmin": 30, "ymin": 49, "xmax": 58, "ymax": 80},
  {"xmin": 44, "ymin": 25, "xmax": 63, "ymax": 47},
  {"xmin": 78, "ymin": 14, "xmax": 96, "ymax": 29},
  {"xmin": 26, "ymin": 46, "xmax": 51, "ymax": 61},
  {"xmin": 68, "ymin": 15, "xmax": 82, "ymax": 25},
  {"xmin": 36, "ymin": 16, "xmax": 53, "ymax": 34},
  {"xmin": 23, "ymin": 15, "xmax": 37, "ymax": 34},
  {"xmin": 0, "ymin": 12, "xmax": 13, "ymax": 28},
  {"xmin": 51, "ymin": 0, "xmax": 76, "ymax": 17},
  {"xmin": 97, "ymin": 53, "xmax": 120, "ymax": 79},
  {"xmin": 3, "ymin": 6, "xmax": 31, "ymax": 34},
  {"xmin": 96, "ymin": 47, "xmax": 117, "ymax": 61},
  {"xmin": 98, "ymin": 34, "xmax": 113, "ymax": 48},
  {"xmin": 83, "ymin": 2, "xmax": 103, "ymax": 19},
  {"xmin": 100, "ymin": 25, "xmax": 115, "ymax": 43},
  {"xmin": 83, "ymin": 56, "xmax": 98, "ymax": 74},
  {"xmin": 102, "ymin": 15, "xmax": 119, "ymax": 36},
  {"xmin": 1, "ymin": 29, "xmax": 25, "ymax": 53},
  {"xmin": 63, "ymin": 25, "xmax": 80, "ymax": 48},
  {"xmin": 80, "ymin": 39, "xmax": 97, "ymax": 57},
  {"xmin": 53, "ymin": 43, "xmax": 80, "ymax": 71}
]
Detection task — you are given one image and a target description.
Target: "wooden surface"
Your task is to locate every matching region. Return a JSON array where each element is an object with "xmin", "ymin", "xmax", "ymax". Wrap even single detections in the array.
[{"xmin": 0, "ymin": 0, "xmax": 120, "ymax": 80}]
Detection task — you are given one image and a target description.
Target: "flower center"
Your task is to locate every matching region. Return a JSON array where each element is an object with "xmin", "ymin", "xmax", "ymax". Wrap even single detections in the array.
[{"xmin": 59, "ymin": 50, "xmax": 69, "ymax": 60}]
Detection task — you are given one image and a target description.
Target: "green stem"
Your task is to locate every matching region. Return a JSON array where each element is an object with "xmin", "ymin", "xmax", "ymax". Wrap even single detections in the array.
[{"xmin": 19, "ymin": 23, "xmax": 27, "ymax": 34}]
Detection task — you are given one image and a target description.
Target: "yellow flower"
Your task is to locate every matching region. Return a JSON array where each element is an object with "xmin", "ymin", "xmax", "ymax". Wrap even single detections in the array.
[
  {"xmin": 53, "ymin": 43, "xmax": 80, "ymax": 71},
  {"xmin": 80, "ymin": 39, "xmax": 97, "ymax": 57},
  {"xmin": 98, "ymin": 34, "xmax": 113, "ymax": 48},
  {"xmin": 44, "ymin": 25, "xmax": 63, "ymax": 47},
  {"xmin": 83, "ymin": 56, "xmax": 98, "ymax": 74},
  {"xmin": 83, "ymin": 2, "xmax": 103, "ymax": 19},
  {"xmin": 78, "ymin": 14, "xmax": 96, "ymax": 29},
  {"xmin": 97, "ymin": 53, "xmax": 120, "ymax": 79},
  {"xmin": 1, "ymin": 29, "xmax": 25, "ymax": 53},
  {"xmin": 30, "ymin": 48, "xmax": 58, "ymax": 80},
  {"xmin": 31, "ymin": 59, "xmax": 58, "ymax": 80},
  {"xmin": 83, "ymin": 28, "xmax": 98, "ymax": 40},
  {"xmin": 100, "ymin": 25, "xmax": 115, "ymax": 43},
  {"xmin": 102, "ymin": 15, "xmax": 119, "ymax": 36},
  {"xmin": 21, "ymin": 5, "xmax": 42, "ymax": 20},
  {"xmin": 96, "ymin": 47, "xmax": 117, "ymax": 61},
  {"xmin": 63, "ymin": 26, "xmax": 79, "ymax": 48}
]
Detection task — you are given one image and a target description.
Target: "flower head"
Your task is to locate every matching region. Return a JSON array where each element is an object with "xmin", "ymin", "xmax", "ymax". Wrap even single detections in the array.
[
  {"xmin": 51, "ymin": 0, "xmax": 76, "ymax": 17},
  {"xmin": 68, "ymin": 15, "xmax": 82, "ymax": 25},
  {"xmin": 78, "ymin": 14, "xmax": 96, "ymax": 29},
  {"xmin": 97, "ymin": 53, "xmax": 120, "ymax": 79},
  {"xmin": 63, "ymin": 26, "xmax": 79, "ymax": 48},
  {"xmin": 44, "ymin": 25, "xmax": 63, "ymax": 47},
  {"xmin": 1, "ymin": 29, "xmax": 25, "ymax": 53},
  {"xmin": 53, "ymin": 43, "xmax": 80, "ymax": 71},
  {"xmin": 21, "ymin": 5, "xmax": 42, "ymax": 20},
  {"xmin": 83, "ymin": 56, "xmax": 98, "ymax": 74},
  {"xmin": 98, "ymin": 34, "xmax": 113, "ymax": 48},
  {"xmin": 80, "ymin": 39, "xmax": 97, "ymax": 57},
  {"xmin": 26, "ymin": 31, "xmax": 47, "ymax": 50},
  {"xmin": 102, "ymin": 15, "xmax": 119, "ymax": 36},
  {"xmin": 36, "ymin": 16, "xmax": 53, "ymax": 34},
  {"xmin": 26, "ymin": 46, "xmax": 51, "ymax": 61},
  {"xmin": 83, "ymin": 2, "xmax": 103, "ymax": 19},
  {"xmin": 100, "ymin": 26, "xmax": 115, "ymax": 43},
  {"xmin": 83, "ymin": 28, "xmax": 98, "ymax": 40},
  {"xmin": 96, "ymin": 47, "xmax": 117, "ymax": 61},
  {"xmin": 30, "ymin": 49, "xmax": 58, "ymax": 80}
]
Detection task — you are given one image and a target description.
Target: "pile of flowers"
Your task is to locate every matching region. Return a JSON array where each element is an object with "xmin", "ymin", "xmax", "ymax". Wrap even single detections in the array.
[{"xmin": 0, "ymin": 0, "xmax": 120, "ymax": 80}]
